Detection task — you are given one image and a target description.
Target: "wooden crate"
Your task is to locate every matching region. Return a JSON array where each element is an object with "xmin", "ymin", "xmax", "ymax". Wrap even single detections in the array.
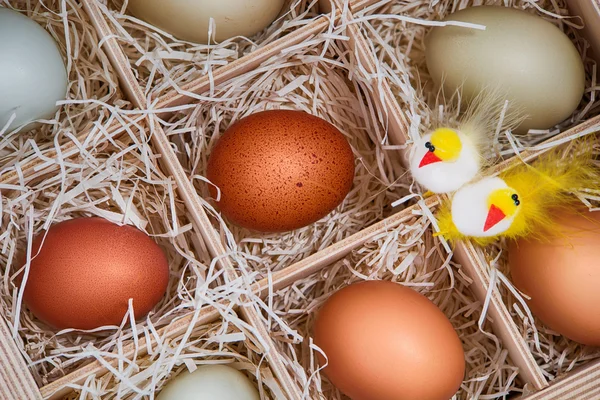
[{"xmin": 1, "ymin": 0, "xmax": 600, "ymax": 399}]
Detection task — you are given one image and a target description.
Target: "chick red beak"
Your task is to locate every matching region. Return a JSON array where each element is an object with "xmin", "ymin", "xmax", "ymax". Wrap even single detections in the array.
[
  {"xmin": 484, "ymin": 204, "xmax": 506, "ymax": 232},
  {"xmin": 419, "ymin": 151, "xmax": 442, "ymax": 168}
]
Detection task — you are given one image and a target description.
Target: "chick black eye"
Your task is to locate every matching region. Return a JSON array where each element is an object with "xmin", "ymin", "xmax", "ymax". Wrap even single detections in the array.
[
  {"xmin": 425, "ymin": 142, "xmax": 435, "ymax": 152},
  {"xmin": 511, "ymin": 194, "xmax": 520, "ymax": 206}
]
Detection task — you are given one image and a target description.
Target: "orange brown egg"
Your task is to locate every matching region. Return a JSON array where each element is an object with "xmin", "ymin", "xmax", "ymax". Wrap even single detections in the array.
[
  {"xmin": 206, "ymin": 110, "xmax": 355, "ymax": 232},
  {"xmin": 313, "ymin": 280, "xmax": 465, "ymax": 400},
  {"xmin": 22, "ymin": 217, "xmax": 169, "ymax": 330},
  {"xmin": 509, "ymin": 209, "xmax": 600, "ymax": 346}
]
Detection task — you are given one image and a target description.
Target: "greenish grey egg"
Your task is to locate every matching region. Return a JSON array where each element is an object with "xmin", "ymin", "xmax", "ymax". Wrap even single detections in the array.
[
  {"xmin": 425, "ymin": 6, "xmax": 585, "ymax": 132},
  {"xmin": 157, "ymin": 365, "xmax": 260, "ymax": 400},
  {"xmin": 0, "ymin": 8, "xmax": 68, "ymax": 133}
]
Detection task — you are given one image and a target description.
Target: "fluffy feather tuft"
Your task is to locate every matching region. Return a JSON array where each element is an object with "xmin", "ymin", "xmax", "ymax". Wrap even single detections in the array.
[
  {"xmin": 500, "ymin": 139, "xmax": 598, "ymax": 241},
  {"xmin": 429, "ymin": 85, "xmax": 526, "ymax": 166},
  {"xmin": 435, "ymin": 138, "xmax": 599, "ymax": 246}
]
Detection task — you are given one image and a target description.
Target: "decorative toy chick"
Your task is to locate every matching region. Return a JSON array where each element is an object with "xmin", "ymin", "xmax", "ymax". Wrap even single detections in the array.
[
  {"xmin": 410, "ymin": 88, "xmax": 524, "ymax": 194},
  {"xmin": 436, "ymin": 139, "xmax": 598, "ymax": 246}
]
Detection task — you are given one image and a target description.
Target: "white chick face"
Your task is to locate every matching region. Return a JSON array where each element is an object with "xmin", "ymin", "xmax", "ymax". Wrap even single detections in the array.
[
  {"xmin": 410, "ymin": 128, "xmax": 480, "ymax": 194},
  {"xmin": 451, "ymin": 176, "xmax": 521, "ymax": 238}
]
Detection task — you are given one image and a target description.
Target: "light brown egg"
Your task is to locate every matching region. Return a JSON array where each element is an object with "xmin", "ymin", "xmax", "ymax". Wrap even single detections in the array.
[
  {"xmin": 509, "ymin": 209, "xmax": 600, "ymax": 346},
  {"xmin": 206, "ymin": 110, "xmax": 355, "ymax": 232},
  {"xmin": 313, "ymin": 280, "xmax": 465, "ymax": 400},
  {"xmin": 22, "ymin": 217, "xmax": 169, "ymax": 330}
]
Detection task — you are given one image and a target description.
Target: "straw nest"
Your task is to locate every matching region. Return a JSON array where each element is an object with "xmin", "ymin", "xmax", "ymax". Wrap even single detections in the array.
[{"xmin": 2, "ymin": 0, "xmax": 600, "ymax": 399}]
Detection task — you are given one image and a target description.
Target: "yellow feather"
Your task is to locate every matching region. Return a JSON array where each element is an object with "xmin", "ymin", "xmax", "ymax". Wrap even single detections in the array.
[
  {"xmin": 430, "ymin": 86, "xmax": 526, "ymax": 167},
  {"xmin": 435, "ymin": 138, "xmax": 599, "ymax": 246},
  {"xmin": 500, "ymin": 139, "xmax": 598, "ymax": 241}
]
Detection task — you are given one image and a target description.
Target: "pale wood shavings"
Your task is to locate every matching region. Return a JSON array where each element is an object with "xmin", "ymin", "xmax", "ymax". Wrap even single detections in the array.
[
  {"xmin": 0, "ymin": 0, "xmax": 129, "ymax": 170},
  {"xmin": 63, "ymin": 320, "xmax": 287, "ymax": 400},
  {"xmin": 355, "ymin": 0, "xmax": 600, "ymax": 157},
  {"xmin": 160, "ymin": 28, "xmax": 412, "ymax": 279},
  {"xmin": 0, "ymin": 123, "xmax": 227, "ymax": 396},
  {"xmin": 96, "ymin": 0, "xmax": 322, "ymax": 99},
  {"xmin": 254, "ymin": 212, "xmax": 521, "ymax": 399}
]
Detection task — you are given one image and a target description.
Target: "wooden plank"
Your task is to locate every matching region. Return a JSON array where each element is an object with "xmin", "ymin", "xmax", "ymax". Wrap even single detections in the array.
[
  {"xmin": 565, "ymin": 0, "xmax": 600, "ymax": 65},
  {"xmin": 453, "ymin": 241, "xmax": 548, "ymax": 390},
  {"xmin": 154, "ymin": 0, "xmax": 387, "ymax": 119},
  {"xmin": 520, "ymin": 359, "xmax": 600, "ymax": 399},
  {"xmin": 154, "ymin": 17, "xmax": 330, "ymax": 116},
  {"xmin": 0, "ymin": 118, "xmax": 139, "ymax": 187},
  {"xmin": 79, "ymin": 2, "xmax": 304, "ymax": 399},
  {"xmin": 40, "ymin": 306, "xmax": 222, "ymax": 399},
  {"xmin": 489, "ymin": 114, "xmax": 600, "ymax": 175},
  {"xmin": 0, "ymin": 316, "xmax": 43, "ymax": 400},
  {"xmin": 332, "ymin": 0, "xmax": 410, "ymax": 147},
  {"xmin": 252, "ymin": 197, "xmax": 438, "ymax": 297}
]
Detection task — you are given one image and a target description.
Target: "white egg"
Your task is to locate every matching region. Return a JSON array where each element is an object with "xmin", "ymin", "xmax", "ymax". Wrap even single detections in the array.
[
  {"xmin": 157, "ymin": 365, "xmax": 260, "ymax": 400},
  {"xmin": 0, "ymin": 8, "xmax": 68, "ymax": 133},
  {"xmin": 127, "ymin": 0, "xmax": 286, "ymax": 44}
]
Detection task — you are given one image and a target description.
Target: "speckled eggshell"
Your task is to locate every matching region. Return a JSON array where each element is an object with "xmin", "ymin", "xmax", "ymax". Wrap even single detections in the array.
[
  {"xmin": 22, "ymin": 217, "xmax": 169, "ymax": 330},
  {"xmin": 206, "ymin": 110, "xmax": 355, "ymax": 232},
  {"xmin": 313, "ymin": 280, "xmax": 466, "ymax": 400}
]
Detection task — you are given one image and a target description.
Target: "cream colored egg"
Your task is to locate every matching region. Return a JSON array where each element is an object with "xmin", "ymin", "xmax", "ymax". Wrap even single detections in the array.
[
  {"xmin": 425, "ymin": 6, "xmax": 585, "ymax": 132},
  {"xmin": 0, "ymin": 8, "xmax": 68, "ymax": 133},
  {"xmin": 127, "ymin": 0, "xmax": 286, "ymax": 43},
  {"xmin": 157, "ymin": 365, "xmax": 260, "ymax": 400}
]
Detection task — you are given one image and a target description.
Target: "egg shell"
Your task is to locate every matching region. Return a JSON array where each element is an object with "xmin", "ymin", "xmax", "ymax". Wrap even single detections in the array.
[
  {"xmin": 157, "ymin": 365, "xmax": 259, "ymax": 400},
  {"xmin": 127, "ymin": 0, "xmax": 285, "ymax": 44},
  {"xmin": 0, "ymin": 8, "xmax": 68, "ymax": 133},
  {"xmin": 22, "ymin": 217, "xmax": 169, "ymax": 330},
  {"xmin": 509, "ymin": 209, "xmax": 600, "ymax": 346},
  {"xmin": 206, "ymin": 110, "xmax": 355, "ymax": 233},
  {"xmin": 314, "ymin": 280, "xmax": 465, "ymax": 400},
  {"xmin": 425, "ymin": 6, "xmax": 585, "ymax": 132}
]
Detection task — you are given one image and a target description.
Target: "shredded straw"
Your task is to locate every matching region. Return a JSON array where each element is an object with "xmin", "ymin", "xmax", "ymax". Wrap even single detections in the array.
[{"xmin": 1, "ymin": 0, "xmax": 600, "ymax": 398}]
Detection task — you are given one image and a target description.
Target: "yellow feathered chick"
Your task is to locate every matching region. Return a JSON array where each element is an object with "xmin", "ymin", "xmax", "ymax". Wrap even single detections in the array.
[
  {"xmin": 436, "ymin": 138, "xmax": 599, "ymax": 246},
  {"xmin": 410, "ymin": 87, "xmax": 524, "ymax": 194}
]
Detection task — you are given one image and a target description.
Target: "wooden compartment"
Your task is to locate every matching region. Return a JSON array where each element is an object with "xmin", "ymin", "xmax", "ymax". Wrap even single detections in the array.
[
  {"xmin": 1, "ymin": 0, "xmax": 600, "ymax": 399},
  {"xmin": 263, "ymin": 206, "xmax": 522, "ymax": 399},
  {"xmin": 0, "ymin": 0, "xmax": 131, "ymax": 186}
]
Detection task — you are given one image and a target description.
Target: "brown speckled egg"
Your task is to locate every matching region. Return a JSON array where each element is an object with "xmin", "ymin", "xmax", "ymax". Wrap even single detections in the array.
[
  {"xmin": 206, "ymin": 110, "xmax": 355, "ymax": 232},
  {"xmin": 22, "ymin": 217, "xmax": 169, "ymax": 330}
]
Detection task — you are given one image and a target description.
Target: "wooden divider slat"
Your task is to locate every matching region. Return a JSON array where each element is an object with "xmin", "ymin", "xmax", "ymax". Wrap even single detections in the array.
[
  {"xmin": 0, "ymin": 316, "xmax": 42, "ymax": 400},
  {"xmin": 453, "ymin": 242, "xmax": 548, "ymax": 390},
  {"xmin": 40, "ymin": 306, "xmax": 222, "ymax": 400},
  {"xmin": 153, "ymin": 0, "xmax": 392, "ymax": 120},
  {"xmin": 79, "ymin": 1, "xmax": 304, "ymax": 398},
  {"xmin": 0, "ymin": 117, "xmax": 143, "ymax": 187},
  {"xmin": 520, "ymin": 359, "xmax": 600, "ymax": 400},
  {"xmin": 154, "ymin": 17, "xmax": 330, "ymax": 117}
]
